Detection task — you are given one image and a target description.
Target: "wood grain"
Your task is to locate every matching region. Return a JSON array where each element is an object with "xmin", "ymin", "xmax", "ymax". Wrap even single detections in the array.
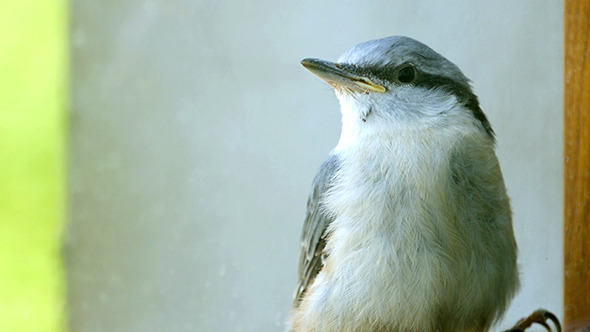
[{"xmin": 564, "ymin": 1, "xmax": 590, "ymax": 331}]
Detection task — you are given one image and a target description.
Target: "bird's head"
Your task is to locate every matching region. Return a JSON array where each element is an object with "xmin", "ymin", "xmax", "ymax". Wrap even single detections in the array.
[{"xmin": 301, "ymin": 36, "xmax": 493, "ymax": 145}]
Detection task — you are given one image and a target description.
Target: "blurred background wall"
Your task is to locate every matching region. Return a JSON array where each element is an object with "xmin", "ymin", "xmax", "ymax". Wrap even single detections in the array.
[
  {"xmin": 68, "ymin": 1, "xmax": 563, "ymax": 331},
  {"xmin": 0, "ymin": 1, "xmax": 67, "ymax": 331}
]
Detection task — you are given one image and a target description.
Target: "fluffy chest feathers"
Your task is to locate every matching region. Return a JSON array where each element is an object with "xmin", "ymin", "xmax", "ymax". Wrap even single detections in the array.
[
  {"xmin": 290, "ymin": 104, "xmax": 518, "ymax": 332},
  {"xmin": 290, "ymin": 125, "xmax": 518, "ymax": 332},
  {"xmin": 327, "ymin": 131, "xmax": 454, "ymax": 229},
  {"xmin": 300, "ymin": 128, "xmax": 514, "ymax": 332}
]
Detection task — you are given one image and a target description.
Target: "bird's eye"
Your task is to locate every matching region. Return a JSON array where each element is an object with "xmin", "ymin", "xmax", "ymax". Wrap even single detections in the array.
[{"xmin": 397, "ymin": 66, "xmax": 416, "ymax": 83}]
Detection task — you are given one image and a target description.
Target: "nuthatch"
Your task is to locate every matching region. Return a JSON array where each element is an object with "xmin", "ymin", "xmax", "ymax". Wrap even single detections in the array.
[{"xmin": 289, "ymin": 36, "xmax": 557, "ymax": 332}]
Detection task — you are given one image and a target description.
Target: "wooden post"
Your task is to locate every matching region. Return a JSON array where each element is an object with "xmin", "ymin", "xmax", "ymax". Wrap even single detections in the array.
[{"xmin": 564, "ymin": 1, "xmax": 590, "ymax": 331}]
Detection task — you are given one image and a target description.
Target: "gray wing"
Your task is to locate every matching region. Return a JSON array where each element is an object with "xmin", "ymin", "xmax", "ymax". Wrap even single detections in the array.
[
  {"xmin": 293, "ymin": 154, "xmax": 340, "ymax": 307},
  {"xmin": 448, "ymin": 137, "xmax": 519, "ymax": 324}
]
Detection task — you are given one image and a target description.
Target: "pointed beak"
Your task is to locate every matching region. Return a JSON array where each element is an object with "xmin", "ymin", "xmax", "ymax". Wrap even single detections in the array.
[{"xmin": 301, "ymin": 58, "xmax": 386, "ymax": 93}]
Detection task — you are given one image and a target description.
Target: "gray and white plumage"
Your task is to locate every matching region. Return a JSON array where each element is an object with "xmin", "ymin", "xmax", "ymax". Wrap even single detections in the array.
[{"xmin": 289, "ymin": 36, "xmax": 519, "ymax": 332}]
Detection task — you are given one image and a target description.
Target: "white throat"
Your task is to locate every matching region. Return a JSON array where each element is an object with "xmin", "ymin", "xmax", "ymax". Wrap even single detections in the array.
[{"xmin": 333, "ymin": 89, "xmax": 468, "ymax": 155}]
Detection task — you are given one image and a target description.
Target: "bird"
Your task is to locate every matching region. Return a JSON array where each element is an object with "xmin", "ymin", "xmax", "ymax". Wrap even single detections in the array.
[{"xmin": 288, "ymin": 36, "xmax": 557, "ymax": 332}]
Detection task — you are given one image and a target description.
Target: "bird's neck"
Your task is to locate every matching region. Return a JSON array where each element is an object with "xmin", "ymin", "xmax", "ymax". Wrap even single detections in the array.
[{"xmin": 334, "ymin": 97, "xmax": 480, "ymax": 155}]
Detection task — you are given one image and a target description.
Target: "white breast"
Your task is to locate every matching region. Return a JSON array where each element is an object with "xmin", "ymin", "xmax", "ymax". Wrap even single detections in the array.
[
  {"xmin": 320, "ymin": 129, "xmax": 460, "ymax": 331},
  {"xmin": 289, "ymin": 96, "xmax": 517, "ymax": 332}
]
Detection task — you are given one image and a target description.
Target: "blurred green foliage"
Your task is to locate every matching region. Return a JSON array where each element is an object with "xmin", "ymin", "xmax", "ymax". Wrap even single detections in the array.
[{"xmin": 0, "ymin": 0, "xmax": 67, "ymax": 331}]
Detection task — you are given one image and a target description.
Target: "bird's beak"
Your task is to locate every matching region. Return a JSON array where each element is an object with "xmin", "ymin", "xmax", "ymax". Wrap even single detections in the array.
[{"xmin": 301, "ymin": 58, "xmax": 386, "ymax": 93}]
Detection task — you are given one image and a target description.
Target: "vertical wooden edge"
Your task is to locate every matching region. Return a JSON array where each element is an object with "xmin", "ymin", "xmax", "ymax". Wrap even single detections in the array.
[{"xmin": 564, "ymin": 0, "xmax": 590, "ymax": 331}]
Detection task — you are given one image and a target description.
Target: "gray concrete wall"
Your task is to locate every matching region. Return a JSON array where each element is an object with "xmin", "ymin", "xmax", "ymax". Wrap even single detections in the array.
[{"xmin": 68, "ymin": 1, "xmax": 563, "ymax": 331}]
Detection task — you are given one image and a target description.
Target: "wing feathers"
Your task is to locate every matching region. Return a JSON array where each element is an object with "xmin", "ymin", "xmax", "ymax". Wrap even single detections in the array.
[{"xmin": 293, "ymin": 154, "xmax": 340, "ymax": 307}]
